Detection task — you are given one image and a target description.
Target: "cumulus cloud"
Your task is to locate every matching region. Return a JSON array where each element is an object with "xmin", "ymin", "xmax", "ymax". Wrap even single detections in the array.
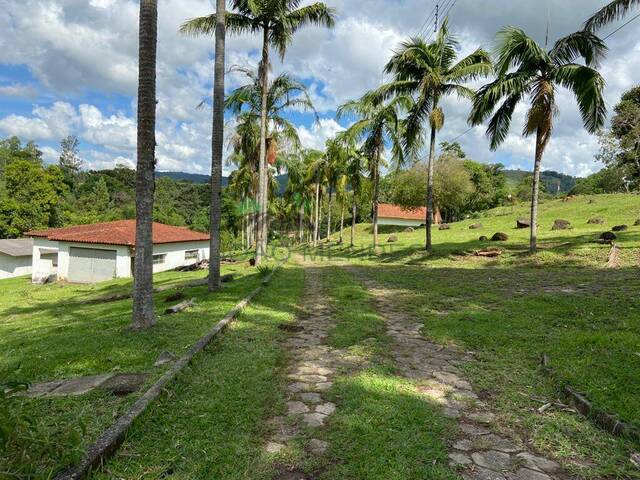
[{"xmin": 0, "ymin": 0, "xmax": 638, "ymax": 176}]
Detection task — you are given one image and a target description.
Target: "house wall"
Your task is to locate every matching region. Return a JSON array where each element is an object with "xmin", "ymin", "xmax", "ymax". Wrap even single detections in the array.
[
  {"xmin": 32, "ymin": 238, "xmax": 210, "ymax": 282},
  {"xmin": 0, "ymin": 253, "xmax": 32, "ymax": 279},
  {"xmin": 378, "ymin": 217, "xmax": 424, "ymax": 227},
  {"xmin": 32, "ymin": 238, "xmax": 59, "ymax": 282},
  {"xmin": 151, "ymin": 241, "xmax": 210, "ymax": 274}
]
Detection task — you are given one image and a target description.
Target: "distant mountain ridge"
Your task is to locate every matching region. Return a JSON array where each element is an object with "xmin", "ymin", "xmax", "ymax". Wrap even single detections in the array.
[
  {"xmin": 503, "ymin": 169, "xmax": 578, "ymax": 194},
  {"xmin": 157, "ymin": 171, "xmax": 289, "ymax": 194}
]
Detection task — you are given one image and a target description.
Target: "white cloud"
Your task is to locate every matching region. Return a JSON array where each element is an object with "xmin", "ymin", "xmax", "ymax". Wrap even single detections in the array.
[
  {"xmin": 297, "ymin": 118, "xmax": 345, "ymax": 151},
  {"xmin": 0, "ymin": 83, "xmax": 38, "ymax": 99}
]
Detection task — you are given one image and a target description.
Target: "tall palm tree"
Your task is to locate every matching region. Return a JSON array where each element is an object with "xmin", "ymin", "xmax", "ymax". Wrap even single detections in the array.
[
  {"xmin": 469, "ymin": 27, "xmax": 607, "ymax": 252},
  {"xmin": 131, "ymin": 0, "xmax": 158, "ymax": 330},
  {"xmin": 338, "ymin": 135, "xmax": 366, "ymax": 247},
  {"xmin": 181, "ymin": 1, "xmax": 335, "ymax": 264},
  {"xmin": 325, "ymin": 138, "xmax": 346, "ymax": 241},
  {"xmin": 305, "ymin": 149, "xmax": 328, "ymax": 246},
  {"xmin": 337, "ymin": 93, "xmax": 409, "ymax": 248},
  {"xmin": 382, "ymin": 19, "xmax": 492, "ymax": 252},
  {"xmin": 585, "ymin": 0, "xmax": 640, "ymax": 31},
  {"xmin": 284, "ymin": 151, "xmax": 313, "ymax": 244}
]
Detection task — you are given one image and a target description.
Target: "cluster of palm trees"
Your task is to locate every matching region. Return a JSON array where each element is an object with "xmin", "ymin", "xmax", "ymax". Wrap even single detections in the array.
[{"xmin": 130, "ymin": 0, "xmax": 638, "ymax": 329}]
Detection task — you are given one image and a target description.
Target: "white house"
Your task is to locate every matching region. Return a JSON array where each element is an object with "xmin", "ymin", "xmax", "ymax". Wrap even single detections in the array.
[
  {"xmin": 27, "ymin": 220, "xmax": 210, "ymax": 284},
  {"xmin": 0, "ymin": 238, "xmax": 57, "ymax": 279},
  {"xmin": 377, "ymin": 203, "xmax": 442, "ymax": 227}
]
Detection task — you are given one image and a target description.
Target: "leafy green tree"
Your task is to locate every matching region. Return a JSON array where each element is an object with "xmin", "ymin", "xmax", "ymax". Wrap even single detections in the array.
[
  {"xmin": 463, "ymin": 160, "xmax": 508, "ymax": 211},
  {"xmin": 608, "ymin": 85, "xmax": 640, "ymax": 186},
  {"xmin": 181, "ymin": 0, "xmax": 335, "ymax": 264},
  {"xmin": 337, "ymin": 93, "xmax": 409, "ymax": 248},
  {"xmin": 59, "ymin": 135, "xmax": 83, "ymax": 173},
  {"xmin": 469, "ymin": 27, "xmax": 607, "ymax": 252},
  {"xmin": 382, "ymin": 19, "xmax": 492, "ymax": 252}
]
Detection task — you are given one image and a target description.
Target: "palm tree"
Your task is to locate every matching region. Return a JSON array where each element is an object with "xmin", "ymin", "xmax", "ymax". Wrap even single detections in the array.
[
  {"xmin": 284, "ymin": 151, "xmax": 313, "ymax": 244},
  {"xmin": 325, "ymin": 138, "xmax": 347, "ymax": 241},
  {"xmin": 337, "ymin": 93, "xmax": 409, "ymax": 248},
  {"xmin": 131, "ymin": 0, "xmax": 158, "ymax": 330},
  {"xmin": 305, "ymin": 149, "xmax": 328, "ymax": 246},
  {"xmin": 338, "ymin": 136, "xmax": 366, "ymax": 247},
  {"xmin": 382, "ymin": 19, "xmax": 492, "ymax": 252},
  {"xmin": 469, "ymin": 27, "xmax": 607, "ymax": 252},
  {"xmin": 585, "ymin": 0, "xmax": 640, "ymax": 31},
  {"xmin": 181, "ymin": 1, "xmax": 335, "ymax": 264}
]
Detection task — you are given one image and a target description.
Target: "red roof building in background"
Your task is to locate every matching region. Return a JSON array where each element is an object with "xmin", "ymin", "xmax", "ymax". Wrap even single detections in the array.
[
  {"xmin": 377, "ymin": 203, "xmax": 442, "ymax": 225},
  {"xmin": 27, "ymin": 220, "xmax": 209, "ymax": 247}
]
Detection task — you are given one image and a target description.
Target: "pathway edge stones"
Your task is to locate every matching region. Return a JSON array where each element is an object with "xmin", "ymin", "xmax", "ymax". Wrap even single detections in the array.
[{"xmin": 54, "ymin": 265, "xmax": 283, "ymax": 480}]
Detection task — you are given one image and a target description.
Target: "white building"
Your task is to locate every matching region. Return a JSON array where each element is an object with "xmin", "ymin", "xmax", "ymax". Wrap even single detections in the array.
[
  {"xmin": 0, "ymin": 238, "xmax": 57, "ymax": 279},
  {"xmin": 28, "ymin": 220, "xmax": 210, "ymax": 284}
]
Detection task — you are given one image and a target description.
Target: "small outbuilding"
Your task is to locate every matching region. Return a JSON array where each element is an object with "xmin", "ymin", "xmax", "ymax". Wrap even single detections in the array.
[
  {"xmin": 0, "ymin": 238, "xmax": 57, "ymax": 279},
  {"xmin": 27, "ymin": 220, "xmax": 210, "ymax": 284},
  {"xmin": 377, "ymin": 203, "xmax": 442, "ymax": 227}
]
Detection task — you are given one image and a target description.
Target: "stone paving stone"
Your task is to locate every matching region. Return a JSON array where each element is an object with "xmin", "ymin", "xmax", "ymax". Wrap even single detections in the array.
[
  {"xmin": 460, "ymin": 422, "xmax": 491, "ymax": 436},
  {"xmin": 509, "ymin": 468, "xmax": 552, "ymax": 480},
  {"xmin": 315, "ymin": 402, "xmax": 336, "ymax": 415},
  {"xmin": 265, "ymin": 441, "xmax": 285, "ymax": 454},
  {"xmin": 313, "ymin": 381, "xmax": 333, "ymax": 392},
  {"xmin": 300, "ymin": 392, "xmax": 322, "ymax": 403},
  {"xmin": 480, "ymin": 434, "xmax": 521, "ymax": 453},
  {"xmin": 463, "ymin": 467, "xmax": 507, "ymax": 480},
  {"xmin": 308, "ymin": 439, "xmax": 329, "ymax": 454},
  {"xmin": 515, "ymin": 453, "xmax": 560, "ymax": 473},
  {"xmin": 303, "ymin": 412, "xmax": 327, "ymax": 427},
  {"xmin": 454, "ymin": 439, "xmax": 474, "ymax": 451},
  {"xmin": 449, "ymin": 452, "xmax": 472, "ymax": 465},
  {"xmin": 472, "ymin": 450, "xmax": 513, "ymax": 471},
  {"xmin": 287, "ymin": 382, "xmax": 311, "ymax": 393},
  {"xmin": 467, "ymin": 412, "xmax": 496, "ymax": 425},
  {"xmin": 287, "ymin": 401, "xmax": 310, "ymax": 415}
]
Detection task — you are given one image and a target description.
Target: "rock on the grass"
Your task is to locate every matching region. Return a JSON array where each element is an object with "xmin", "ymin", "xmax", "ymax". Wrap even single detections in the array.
[
  {"xmin": 600, "ymin": 231, "xmax": 617, "ymax": 241},
  {"xmin": 387, "ymin": 234, "xmax": 398, "ymax": 243},
  {"xmin": 516, "ymin": 218, "xmax": 531, "ymax": 229},
  {"xmin": 479, "ymin": 235, "xmax": 488, "ymax": 241},
  {"xmin": 552, "ymin": 219, "xmax": 571, "ymax": 230},
  {"xmin": 612, "ymin": 224, "xmax": 628, "ymax": 232},
  {"xmin": 469, "ymin": 223, "xmax": 483, "ymax": 230},
  {"xmin": 635, "ymin": 219, "xmax": 640, "ymax": 226},
  {"xmin": 439, "ymin": 224, "xmax": 451, "ymax": 230},
  {"xmin": 404, "ymin": 226, "xmax": 415, "ymax": 232},
  {"xmin": 588, "ymin": 217, "xmax": 605, "ymax": 225},
  {"xmin": 491, "ymin": 232, "xmax": 509, "ymax": 241}
]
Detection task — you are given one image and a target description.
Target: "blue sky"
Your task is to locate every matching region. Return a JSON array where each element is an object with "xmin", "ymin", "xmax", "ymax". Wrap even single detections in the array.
[{"xmin": 1, "ymin": 0, "xmax": 639, "ymax": 177}]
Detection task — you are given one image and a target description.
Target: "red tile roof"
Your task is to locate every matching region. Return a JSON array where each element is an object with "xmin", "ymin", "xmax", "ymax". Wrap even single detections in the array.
[
  {"xmin": 27, "ymin": 220, "xmax": 209, "ymax": 247},
  {"xmin": 378, "ymin": 203, "xmax": 427, "ymax": 221}
]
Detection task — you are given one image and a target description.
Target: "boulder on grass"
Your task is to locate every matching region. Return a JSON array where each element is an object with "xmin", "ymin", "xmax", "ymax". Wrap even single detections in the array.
[
  {"xmin": 587, "ymin": 217, "xmax": 605, "ymax": 225},
  {"xmin": 634, "ymin": 219, "xmax": 640, "ymax": 226},
  {"xmin": 552, "ymin": 219, "xmax": 571, "ymax": 231},
  {"xmin": 475, "ymin": 247, "xmax": 503, "ymax": 257},
  {"xmin": 600, "ymin": 231, "xmax": 617, "ymax": 242},
  {"xmin": 249, "ymin": 258, "xmax": 256, "ymax": 266},
  {"xmin": 491, "ymin": 232, "xmax": 508, "ymax": 242},
  {"xmin": 404, "ymin": 226, "xmax": 415, "ymax": 232},
  {"xmin": 439, "ymin": 224, "xmax": 450, "ymax": 230},
  {"xmin": 516, "ymin": 218, "xmax": 530, "ymax": 229},
  {"xmin": 479, "ymin": 236, "xmax": 488, "ymax": 241},
  {"xmin": 387, "ymin": 234, "xmax": 398, "ymax": 243},
  {"xmin": 469, "ymin": 223, "xmax": 483, "ymax": 230},
  {"xmin": 612, "ymin": 225, "xmax": 628, "ymax": 232}
]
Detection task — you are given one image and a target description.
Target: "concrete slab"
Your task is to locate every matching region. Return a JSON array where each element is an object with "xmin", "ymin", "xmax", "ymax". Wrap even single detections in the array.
[{"xmin": 49, "ymin": 374, "xmax": 114, "ymax": 396}]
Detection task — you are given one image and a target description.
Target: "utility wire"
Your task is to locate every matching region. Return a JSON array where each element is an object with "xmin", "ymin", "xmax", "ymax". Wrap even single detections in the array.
[
  {"xmin": 603, "ymin": 11, "xmax": 640, "ymax": 39},
  {"xmin": 414, "ymin": 2, "xmax": 438, "ymax": 38},
  {"xmin": 446, "ymin": 126, "xmax": 475, "ymax": 143}
]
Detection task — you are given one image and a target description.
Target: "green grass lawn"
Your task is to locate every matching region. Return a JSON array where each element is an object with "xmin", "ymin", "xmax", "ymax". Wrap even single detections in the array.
[
  {"xmin": 0, "ymin": 260, "xmax": 266, "ymax": 478},
  {"xmin": 303, "ymin": 193, "xmax": 640, "ymax": 479}
]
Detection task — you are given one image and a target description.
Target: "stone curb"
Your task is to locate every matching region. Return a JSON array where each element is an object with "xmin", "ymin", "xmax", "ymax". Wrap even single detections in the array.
[{"xmin": 55, "ymin": 266, "xmax": 282, "ymax": 480}]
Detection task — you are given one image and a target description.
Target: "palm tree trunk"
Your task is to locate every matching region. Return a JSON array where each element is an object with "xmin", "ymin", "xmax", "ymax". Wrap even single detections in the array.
[
  {"xmin": 351, "ymin": 200, "xmax": 356, "ymax": 247},
  {"xmin": 256, "ymin": 27, "xmax": 270, "ymax": 264},
  {"xmin": 372, "ymin": 148, "xmax": 381, "ymax": 249},
  {"xmin": 131, "ymin": 0, "xmax": 158, "ymax": 330},
  {"xmin": 530, "ymin": 131, "xmax": 545, "ymax": 253},
  {"xmin": 327, "ymin": 184, "xmax": 332, "ymax": 240},
  {"xmin": 299, "ymin": 204, "xmax": 304, "ymax": 244},
  {"xmin": 425, "ymin": 126, "xmax": 437, "ymax": 252},
  {"xmin": 339, "ymin": 199, "xmax": 344, "ymax": 244},
  {"xmin": 314, "ymin": 181, "xmax": 320, "ymax": 246},
  {"xmin": 208, "ymin": 0, "xmax": 225, "ymax": 292}
]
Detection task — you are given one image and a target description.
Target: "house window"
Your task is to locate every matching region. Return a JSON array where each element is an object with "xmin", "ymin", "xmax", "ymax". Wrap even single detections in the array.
[
  {"xmin": 153, "ymin": 254, "xmax": 166, "ymax": 265},
  {"xmin": 185, "ymin": 250, "xmax": 199, "ymax": 261}
]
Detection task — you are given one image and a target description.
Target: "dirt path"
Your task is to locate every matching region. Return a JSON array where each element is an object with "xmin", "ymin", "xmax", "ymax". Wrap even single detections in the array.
[
  {"xmin": 343, "ymin": 264, "xmax": 571, "ymax": 480},
  {"xmin": 264, "ymin": 266, "xmax": 365, "ymax": 477}
]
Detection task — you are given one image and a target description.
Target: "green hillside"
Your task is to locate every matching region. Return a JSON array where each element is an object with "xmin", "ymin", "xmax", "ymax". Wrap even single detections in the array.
[{"xmin": 503, "ymin": 169, "xmax": 578, "ymax": 194}]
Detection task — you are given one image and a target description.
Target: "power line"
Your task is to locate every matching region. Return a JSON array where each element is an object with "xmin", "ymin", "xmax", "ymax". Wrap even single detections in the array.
[
  {"xmin": 442, "ymin": 0, "xmax": 458, "ymax": 21},
  {"xmin": 603, "ymin": 11, "xmax": 640, "ymax": 40},
  {"xmin": 446, "ymin": 126, "xmax": 475, "ymax": 143},
  {"xmin": 414, "ymin": 2, "xmax": 438, "ymax": 38}
]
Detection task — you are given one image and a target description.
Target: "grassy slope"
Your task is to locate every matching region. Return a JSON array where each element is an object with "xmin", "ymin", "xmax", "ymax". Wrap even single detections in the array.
[
  {"xmin": 90, "ymin": 264, "xmax": 305, "ymax": 480},
  {"xmin": 310, "ymin": 193, "xmax": 640, "ymax": 479},
  {"xmin": 0, "ymin": 261, "xmax": 264, "ymax": 478}
]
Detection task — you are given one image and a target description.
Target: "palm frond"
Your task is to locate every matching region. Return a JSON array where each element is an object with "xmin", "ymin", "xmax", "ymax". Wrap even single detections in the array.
[
  {"xmin": 494, "ymin": 26, "xmax": 547, "ymax": 76},
  {"xmin": 551, "ymin": 30, "xmax": 608, "ymax": 67},
  {"xmin": 584, "ymin": 0, "xmax": 640, "ymax": 31},
  {"xmin": 555, "ymin": 63, "xmax": 607, "ymax": 133}
]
